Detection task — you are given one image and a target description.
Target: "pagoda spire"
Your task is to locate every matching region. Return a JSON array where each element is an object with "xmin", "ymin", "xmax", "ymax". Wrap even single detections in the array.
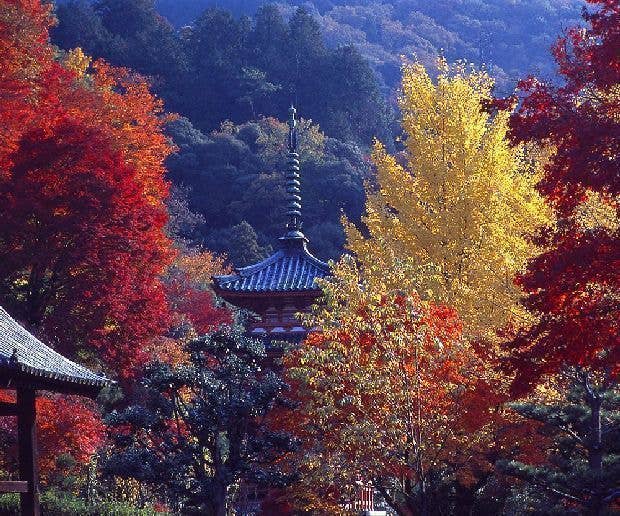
[{"xmin": 282, "ymin": 105, "xmax": 305, "ymax": 241}]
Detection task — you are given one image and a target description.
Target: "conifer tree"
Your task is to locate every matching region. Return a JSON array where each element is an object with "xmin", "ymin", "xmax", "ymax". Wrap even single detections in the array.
[
  {"xmin": 500, "ymin": 374, "xmax": 620, "ymax": 514},
  {"xmin": 106, "ymin": 327, "xmax": 297, "ymax": 515}
]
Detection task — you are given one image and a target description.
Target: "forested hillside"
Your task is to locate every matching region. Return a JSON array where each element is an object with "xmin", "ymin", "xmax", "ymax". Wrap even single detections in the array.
[
  {"xmin": 52, "ymin": 1, "xmax": 392, "ymax": 142},
  {"xmin": 52, "ymin": 1, "xmax": 390, "ymax": 263},
  {"xmin": 50, "ymin": 0, "xmax": 584, "ymax": 265},
  {"xmin": 155, "ymin": 0, "xmax": 584, "ymax": 92},
  {"xmin": 165, "ymin": 116, "xmax": 370, "ymax": 262}
]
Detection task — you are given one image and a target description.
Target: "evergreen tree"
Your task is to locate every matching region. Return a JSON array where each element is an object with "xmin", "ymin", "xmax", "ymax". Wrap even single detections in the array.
[
  {"xmin": 206, "ymin": 221, "xmax": 273, "ymax": 267},
  {"xmin": 51, "ymin": 1, "xmax": 394, "ymax": 145},
  {"xmin": 54, "ymin": 0, "xmax": 186, "ymax": 82},
  {"xmin": 180, "ymin": 8, "xmax": 249, "ymax": 129},
  {"xmin": 105, "ymin": 327, "xmax": 297, "ymax": 515},
  {"xmin": 164, "ymin": 116, "xmax": 369, "ymax": 263},
  {"xmin": 500, "ymin": 374, "xmax": 620, "ymax": 514}
]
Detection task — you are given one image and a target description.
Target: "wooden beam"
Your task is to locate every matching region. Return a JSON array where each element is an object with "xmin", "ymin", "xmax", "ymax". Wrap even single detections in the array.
[
  {"xmin": 17, "ymin": 388, "xmax": 39, "ymax": 516},
  {"xmin": 0, "ymin": 481, "xmax": 29, "ymax": 493},
  {"xmin": 0, "ymin": 400, "xmax": 18, "ymax": 417}
]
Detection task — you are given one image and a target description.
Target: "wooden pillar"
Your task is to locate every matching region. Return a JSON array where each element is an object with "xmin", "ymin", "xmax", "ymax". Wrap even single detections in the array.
[{"xmin": 17, "ymin": 388, "xmax": 39, "ymax": 516}]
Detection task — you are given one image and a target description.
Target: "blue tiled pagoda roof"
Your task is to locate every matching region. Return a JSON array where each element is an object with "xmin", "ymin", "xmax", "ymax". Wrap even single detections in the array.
[
  {"xmin": 213, "ymin": 238, "xmax": 329, "ymax": 294},
  {"xmin": 0, "ymin": 306, "xmax": 110, "ymax": 396}
]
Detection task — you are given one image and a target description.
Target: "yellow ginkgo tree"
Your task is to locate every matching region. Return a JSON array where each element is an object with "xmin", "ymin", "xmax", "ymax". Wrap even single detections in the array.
[{"xmin": 346, "ymin": 60, "xmax": 551, "ymax": 339}]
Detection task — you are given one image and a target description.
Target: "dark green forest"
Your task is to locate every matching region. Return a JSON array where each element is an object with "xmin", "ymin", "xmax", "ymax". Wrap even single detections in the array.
[
  {"xmin": 154, "ymin": 0, "xmax": 584, "ymax": 91},
  {"xmin": 51, "ymin": 0, "xmax": 583, "ymax": 264}
]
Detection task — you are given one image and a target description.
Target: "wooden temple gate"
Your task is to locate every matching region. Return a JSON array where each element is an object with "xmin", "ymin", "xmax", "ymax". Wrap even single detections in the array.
[
  {"xmin": 0, "ymin": 306, "xmax": 109, "ymax": 515},
  {"xmin": 0, "ymin": 389, "xmax": 38, "ymax": 514}
]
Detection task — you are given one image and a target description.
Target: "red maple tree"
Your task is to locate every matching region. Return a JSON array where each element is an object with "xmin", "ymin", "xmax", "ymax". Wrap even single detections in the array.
[
  {"xmin": 0, "ymin": 0, "xmax": 175, "ymax": 380},
  {"xmin": 502, "ymin": 4, "xmax": 619, "ymax": 510},
  {"xmin": 507, "ymin": 0, "xmax": 619, "ymax": 393},
  {"xmin": 148, "ymin": 250, "xmax": 233, "ymax": 365},
  {"xmin": 0, "ymin": 0, "xmax": 53, "ymax": 174},
  {"xmin": 0, "ymin": 0, "xmax": 178, "ymax": 482}
]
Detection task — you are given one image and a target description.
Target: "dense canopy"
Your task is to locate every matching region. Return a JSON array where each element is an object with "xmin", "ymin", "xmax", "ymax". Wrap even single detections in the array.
[{"xmin": 0, "ymin": 0, "xmax": 617, "ymax": 514}]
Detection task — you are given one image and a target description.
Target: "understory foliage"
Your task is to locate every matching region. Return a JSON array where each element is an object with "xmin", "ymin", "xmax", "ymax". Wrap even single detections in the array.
[
  {"xmin": 284, "ymin": 258, "xmax": 503, "ymax": 515},
  {"xmin": 0, "ymin": 488, "xmax": 162, "ymax": 515},
  {"xmin": 105, "ymin": 327, "xmax": 296, "ymax": 516}
]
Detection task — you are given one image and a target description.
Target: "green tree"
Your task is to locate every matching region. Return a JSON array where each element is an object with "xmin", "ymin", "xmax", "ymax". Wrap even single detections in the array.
[
  {"xmin": 53, "ymin": 0, "xmax": 187, "ymax": 107},
  {"xmin": 53, "ymin": 2, "xmax": 394, "ymax": 144},
  {"xmin": 180, "ymin": 8, "xmax": 250, "ymax": 129},
  {"xmin": 164, "ymin": 116, "xmax": 369, "ymax": 262},
  {"xmin": 52, "ymin": 0, "xmax": 109, "ymax": 56},
  {"xmin": 499, "ymin": 374, "xmax": 620, "ymax": 514},
  {"xmin": 322, "ymin": 45, "xmax": 393, "ymax": 143},
  {"xmin": 206, "ymin": 221, "xmax": 272, "ymax": 267},
  {"xmin": 246, "ymin": 5, "xmax": 287, "ymax": 80},
  {"xmin": 105, "ymin": 327, "xmax": 296, "ymax": 515}
]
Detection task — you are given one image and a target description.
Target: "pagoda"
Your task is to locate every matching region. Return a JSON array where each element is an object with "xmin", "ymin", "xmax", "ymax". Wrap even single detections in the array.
[{"xmin": 213, "ymin": 106, "xmax": 329, "ymax": 341}]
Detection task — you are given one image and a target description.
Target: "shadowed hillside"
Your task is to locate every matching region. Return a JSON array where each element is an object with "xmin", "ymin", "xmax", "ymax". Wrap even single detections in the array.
[{"xmin": 155, "ymin": 0, "xmax": 584, "ymax": 92}]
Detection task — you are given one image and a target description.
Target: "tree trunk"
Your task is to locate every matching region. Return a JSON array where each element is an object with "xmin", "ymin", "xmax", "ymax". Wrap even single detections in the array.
[
  {"xmin": 27, "ymin": 263, "xmax": 46, "ymax": 327},
  {"xmin": 374, "ymin": 481, "xmax": 415, "ymax": 516},
  {"xmin": 584, "ymin": 375, "xmax": 603, "ymax": 516},
  {"xmin": 213, "ymin": 480, "xmax": 227, "ymax": 516}
]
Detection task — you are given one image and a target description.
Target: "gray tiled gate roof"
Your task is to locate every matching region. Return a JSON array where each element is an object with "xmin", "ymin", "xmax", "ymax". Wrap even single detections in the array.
[{"xmin": 0, "ymin": 306, "xmax": 109, "ymax": 396}]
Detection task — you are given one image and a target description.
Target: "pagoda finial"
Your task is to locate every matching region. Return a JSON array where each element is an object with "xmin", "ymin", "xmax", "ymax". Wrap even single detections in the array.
[
  {"xmin": 288, "ymin": 105, "xmax": 297, "ymax": 151},
  {"xmin": 282, "ymin": 105, "xmax": 305, "ymax": 241}
]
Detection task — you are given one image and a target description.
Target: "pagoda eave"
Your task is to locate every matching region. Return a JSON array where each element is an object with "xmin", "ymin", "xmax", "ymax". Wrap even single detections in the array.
[
  {"xmin": 213, "ymin": 288, "xmax": 322, "ymax": 300},
  {"xmin": 213, "ymin": 286, "xmax": 322, "ymax": 314}
]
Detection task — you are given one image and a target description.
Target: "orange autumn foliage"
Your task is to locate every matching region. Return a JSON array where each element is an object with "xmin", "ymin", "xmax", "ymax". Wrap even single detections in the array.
[
  {"xmin": 69, "ymin": 60, "xmax": 175, "ymax": 205},
  {"xmin": 0, "ymin": 0, "xmax": 53, "ymax": 174},
  {"xmin": 0, "ymin": 391, "xmax": 105, "ymax": 479},
  {"xmin": 149, "ymin": 250, "xmax": 233, "ymax": 366},
  {"xmin": 280, "ymin": 257, "xmax": 508, "ymax": 514},
  {"xmin": 168, "ymin": 249, "xmax": 232, "ymax": 336}
]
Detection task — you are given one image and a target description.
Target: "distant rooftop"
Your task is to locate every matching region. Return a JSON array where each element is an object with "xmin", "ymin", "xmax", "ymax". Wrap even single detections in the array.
[
  {"xmin": 214, "ymin": 238, "xmax": 329, "ymax": 294},
  {"xmin": 0, "ymin": 306, "xmax": 110, "ymax": 397}
]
